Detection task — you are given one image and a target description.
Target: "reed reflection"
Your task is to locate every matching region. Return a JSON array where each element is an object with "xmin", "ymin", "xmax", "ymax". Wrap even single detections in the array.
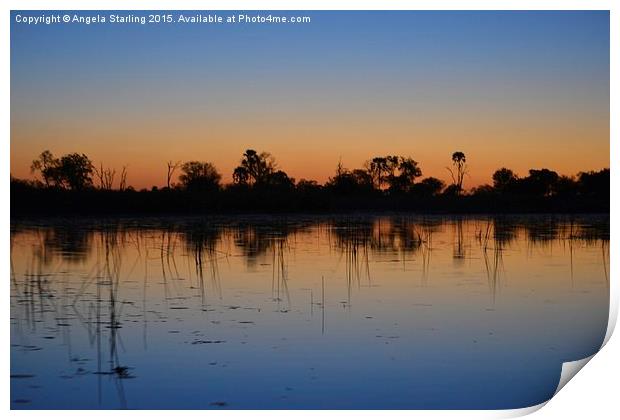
[{"xmin": 10, "ymin": 215, "xmax": 610, "ymax": 409}]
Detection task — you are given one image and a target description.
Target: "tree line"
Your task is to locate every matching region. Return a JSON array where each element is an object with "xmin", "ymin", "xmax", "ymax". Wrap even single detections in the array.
[{"xmin": 11, "ymin": 148, "xmax": 609, "ymax": 215}]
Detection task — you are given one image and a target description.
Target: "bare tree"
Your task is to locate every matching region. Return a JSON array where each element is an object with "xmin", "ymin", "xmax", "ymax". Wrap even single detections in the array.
[
  {"xmin": 104, "ymin": 168, "xmax": 116, "ymax": 190},
  {"xmin": 93, "ymin": 163, "xmax": 116, "ymax": 190},
  {"xmin": 93, "ymin": 163, "xmax": 104, "ymax": 189},
  {"xmin": 167, "ymin": 161, "xmax": 181, "ymax": 188},
  {"xmin": 119, "ymin": 166, "xmax": 128, "ymax": 191}
]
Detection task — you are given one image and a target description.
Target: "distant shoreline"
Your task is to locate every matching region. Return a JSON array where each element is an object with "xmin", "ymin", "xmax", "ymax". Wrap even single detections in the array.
[
  {"xmin": 10, "ymin": 211, "xmax": 611, "ymax": 225},
  {"xmin": 10, "ymin": 187, "xmax": 609, "ymax": 218},
  {"xmin": 15, "ymin": 150, "xmax": 608, "ymax": 218}
]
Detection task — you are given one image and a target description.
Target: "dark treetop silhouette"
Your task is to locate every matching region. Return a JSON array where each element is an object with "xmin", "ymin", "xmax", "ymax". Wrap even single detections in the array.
[{"xmin": 11, "ymin": 149, "xmax": 609, "ymax": 216}]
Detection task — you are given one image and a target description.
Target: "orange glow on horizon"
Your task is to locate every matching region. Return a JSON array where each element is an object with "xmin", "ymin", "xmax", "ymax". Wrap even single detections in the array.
[{"xmin": 10, "ymin": 108, "xmax": 609, "ymax": 190}]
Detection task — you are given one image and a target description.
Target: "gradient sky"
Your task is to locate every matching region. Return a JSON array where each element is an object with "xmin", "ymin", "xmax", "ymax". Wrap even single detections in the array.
[{"xmin": 11, "ymin": 11, "xmax": 609, "ymax": 189}]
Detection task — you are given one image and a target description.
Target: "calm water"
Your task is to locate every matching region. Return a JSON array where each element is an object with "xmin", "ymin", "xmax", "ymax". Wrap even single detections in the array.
[{"xmin": 10, "ymin": 215, "xmax": 609, "ymax": 409}]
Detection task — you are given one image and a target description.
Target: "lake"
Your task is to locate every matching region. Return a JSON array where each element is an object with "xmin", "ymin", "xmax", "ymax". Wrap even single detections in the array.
[{"xmin": 10, "ymin": 214, "xmax": 609, "ymax": 409}]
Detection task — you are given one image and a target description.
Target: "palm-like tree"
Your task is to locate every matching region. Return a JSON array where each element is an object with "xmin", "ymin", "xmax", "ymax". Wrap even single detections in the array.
[{"xmin": 447, "ymin": 151, "xmax": 467, "ymax": 194}]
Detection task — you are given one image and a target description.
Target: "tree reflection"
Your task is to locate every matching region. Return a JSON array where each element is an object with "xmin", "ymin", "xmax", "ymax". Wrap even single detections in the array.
[{"xmin": 9, "ymin": 215, "xmax": 610, "ymax": 408}]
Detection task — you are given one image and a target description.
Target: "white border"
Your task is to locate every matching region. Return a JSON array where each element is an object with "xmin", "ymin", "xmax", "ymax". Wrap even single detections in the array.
[{"xmin": 3, "ymin": 1, "xmax": 617, "ymax": 419}]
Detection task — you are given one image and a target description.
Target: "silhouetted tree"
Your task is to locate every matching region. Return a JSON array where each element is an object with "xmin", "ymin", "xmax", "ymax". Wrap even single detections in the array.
[
  {"xmin": 16, "ymin": 149, "xmax": 611, "ymax": 214},
  {"xmin": 366, "ymin": 156, "xmax": 395, "ymax": 189},
  {"xmin": 232, "ymin": 166, "xmax": 250, "ymax": 185},
  {"xmin": 412, "ymin": 177, "xmax": 445, "ymax": 196},
  {"xmin": 365, "ymin": 155, "xmax": 422, "ymax": 193},
  {"xmin": 119, "ymin": 166, "xmax": 128, "ymax": 191},
  {"xmin": 578, "ymin": 169, "xmax": 609, "ymax": 198},
  {"xmin": 523, "ymin": 169, "xmax": 559, "ymax": 197},
  {"xmin": 232, "ymin": 149, "xmax": 276, "ymax": 186},
  {"xmin": 296, "ymin": 179, "xmax": 321, "ymax": 192},
  {"xmin": 389, "ymin": 157, "xmax": 422, "ymax": 193},
  {"xmin": 447, "ymin": 151, "xmax": 467, "ymax": 194},
  {"xmin": 352, "ymin": 169, "xmax": 374, "ymax": 188},
  {"xmin": 179, "ymin": 161, "xmax": 221, "ymax": 192},
  {"xmin": 492, "ymin": 168, "xmax": 518, "ymax": 192},
  {"xmin": 167, "ymin": 161, "xmax": 181, "ymax": 189},
  {"xmin": 31, "ymin": 150, "xmax": 62, "ymax": 187},
  {"xmin": 93, "ymin": 163, "xmax": 116, "ymax": 190},
  {"xmin": 59, "ymin": 153, "xmax": 94, "ymax": 190},
  {"xmin": 267, "ymin": 170, "xmax": 295, "ymax": 190},
  {"xmin": 327, "ymin": 162, "xmax": 374, "ymax": 194},
  {"xmin": 31, "ymin": 151, "xmax": 94, "ymax": 190}
]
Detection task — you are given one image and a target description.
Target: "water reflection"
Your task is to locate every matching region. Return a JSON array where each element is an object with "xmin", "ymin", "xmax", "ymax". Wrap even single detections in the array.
[{"xmin": 10, "ymin": 215, "xmax": 609, "ymax": 409}]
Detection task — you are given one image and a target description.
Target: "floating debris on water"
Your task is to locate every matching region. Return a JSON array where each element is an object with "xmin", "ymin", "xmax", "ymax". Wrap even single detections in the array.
[
  {"xmin": 113, "ymin": 366, "xmax": 135, "ymax": 379},
  {"xmin": 22, "ymin": 346, "xmax": 42, "ymax": 351},
  {"xmin": 191, "ymin": 340, "xmax": 226, "ymax": 345}
]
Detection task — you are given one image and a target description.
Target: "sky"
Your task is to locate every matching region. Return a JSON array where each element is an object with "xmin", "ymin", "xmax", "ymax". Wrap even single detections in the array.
[{"xmin": 11, "ymin": 11, "xmax": 610, "ymax": 189}]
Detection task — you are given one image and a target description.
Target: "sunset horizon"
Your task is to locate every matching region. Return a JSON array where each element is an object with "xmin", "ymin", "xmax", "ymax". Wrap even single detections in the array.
[
  {"xmin": 10, "ymin": 10, "xmax": 609, "ymax": 190},
  {"xmin": 10, "ymin": 146, "xmax": 611, "ymax": 191}
]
